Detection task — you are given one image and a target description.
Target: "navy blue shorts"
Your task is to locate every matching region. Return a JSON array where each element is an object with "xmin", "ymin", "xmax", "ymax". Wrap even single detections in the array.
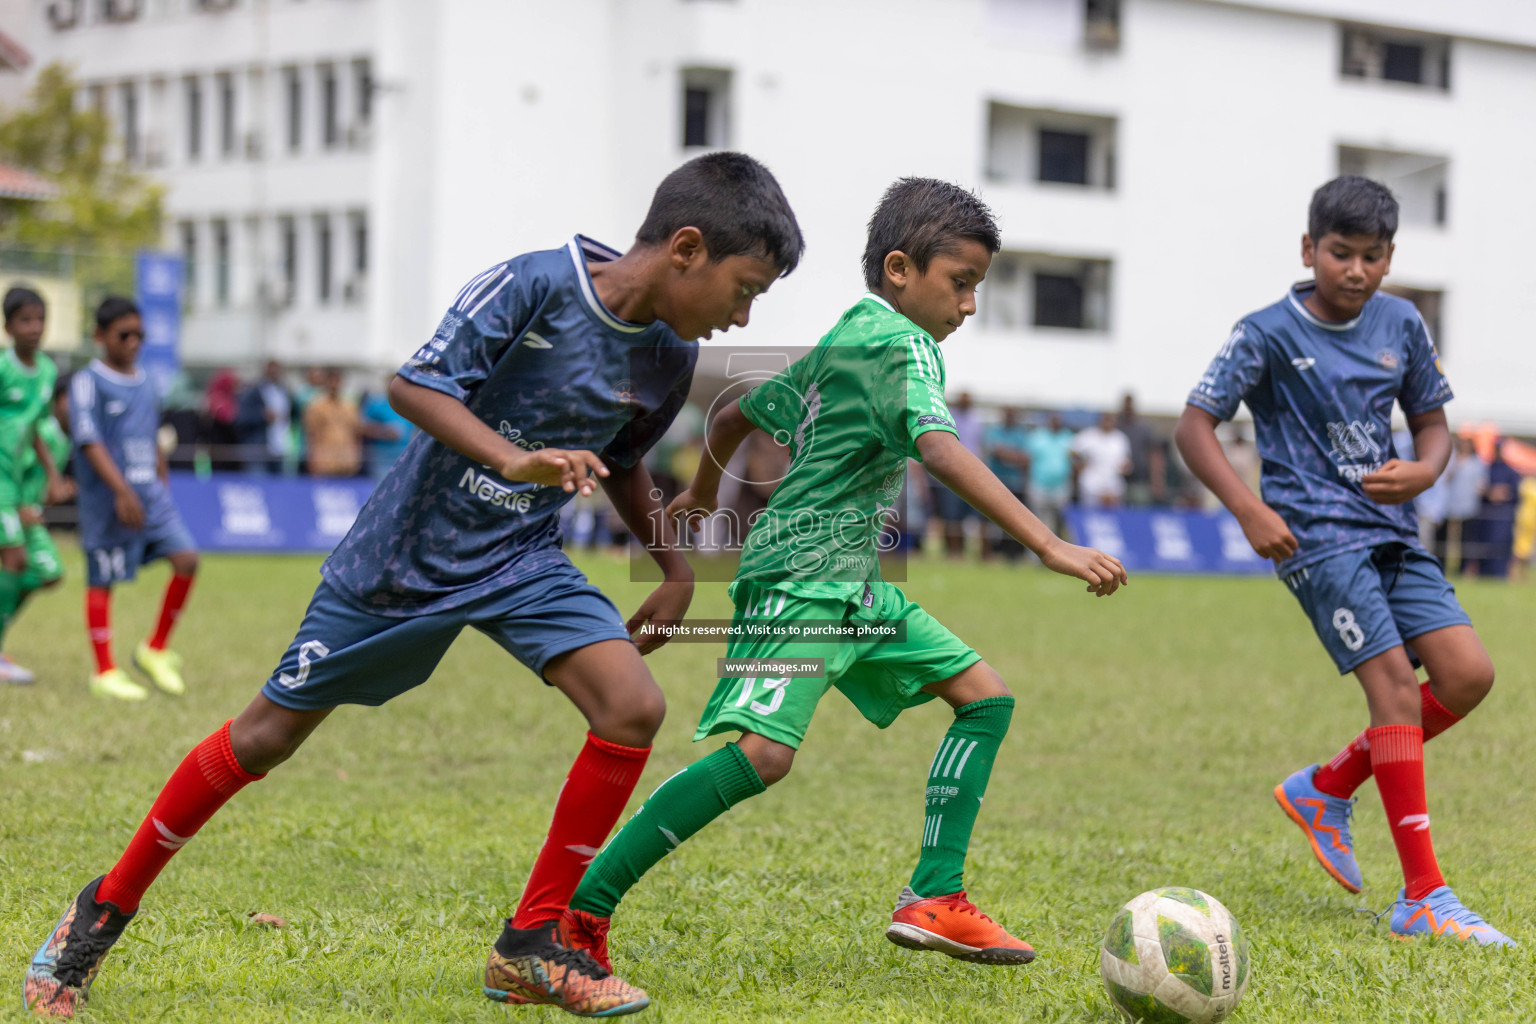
[
  {"xmin": 84, "ymin": 509, "xmax": 197, "ymax": 587},
  {"xmin": 261, "ymin": 556, "xmax": 632, "ymax": 710},
  {"xmin": 1284, "ymin": 543, "xmax": 1471, "ymax": 675}
]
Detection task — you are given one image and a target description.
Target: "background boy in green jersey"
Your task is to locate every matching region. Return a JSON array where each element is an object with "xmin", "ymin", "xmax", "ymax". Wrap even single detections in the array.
[
  {"xmin": 559, "ymin": 179, "xmax": 1128, "ymax": 983},
  {"xmin": 0, "ymin": 287, "xmax": 68, "ymax": 685}
]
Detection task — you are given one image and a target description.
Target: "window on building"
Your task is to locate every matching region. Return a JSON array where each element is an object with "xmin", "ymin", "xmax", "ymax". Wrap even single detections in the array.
[
  {"xmin": 211, "ymin": 218, "xmax": 230, "ymax": 307},
  {"xmin": 319, "ymin": 63, "xmax": 340, "ymax": 148},
  {"xmin": 352, "ymin": 58, "xmax": 372, "ymax": 130},
  {"xmin": 47, "ymin": 0, "xmax": 82, "ymax": 30},
  {"xmin": 217, "ymin": 72, "xmax": 236, "ymax": 158},
  {"xmin": 1341, "ymin": 25, "xmax": 1450, "ymax": 90},
  {"xmin": 314, "ymin": 214, "xmax": 332, "ymax": 304},
  {"xmin": 244, "ymin": 68, "xmax": 264, "ymax": 158},
  {"xmin": 987, "ymin": 102, "xmax": 1116, "ymax": 189},
  {"xmin": 101, "ymin": 0, "xmax": 140, "ymax": 23},
  {"xmin": 1337, "ymin": 146, "xmax": 1449, "ymax": 227},
  {"xmin": 278, "ymin": 215, "xmax": 297, "ymax": 304},
  {"xmin": 1084, "ymin": 0, "xmax": 1120, "ymax": 50},
  {"xmin": 119, "ymin": 81, "xmax": 139, "ymax": 164},
  {"xmin": 179, "ymin": 220, "xmax": 197, "ymax": 307},
  {"xmin": 980, "ymin": 252, "xmax": 1112, "ymax": 332},
  {"xmin": 348, "ymin": 209, "xmax": 368, "ymax": 294},
  {"xmin": 1382, "ymin": 285, "xmax": 1445, "ymax": 354},
  {"xmin": 681, "ymin": 67, "xmax": 732, "ymax": 149},
  {"xmin": 284, "ymin": 66, "xmax": 302, "ymax": 152},
  {"xmin": 184, "ymin": 76, "xmax": 202, "ymax": 161},
  {"xmin": 86, "ymin": 82, "xmax": 105, "ymax": 113}
]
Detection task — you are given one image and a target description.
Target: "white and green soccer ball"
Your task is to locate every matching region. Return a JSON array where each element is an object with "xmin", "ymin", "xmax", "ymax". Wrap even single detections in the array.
[{"xmin": 1099, "ymin": 887, "xmax": 1250, "ymax": 1024}]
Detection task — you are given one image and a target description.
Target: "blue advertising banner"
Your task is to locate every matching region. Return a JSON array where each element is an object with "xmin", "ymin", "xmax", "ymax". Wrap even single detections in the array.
[
  {"xmin": 1063, "ymin": 505, "xmax": 1274, "ymax": 576},
  {"xmin": 168, "ymin": 474, "xmax": 376, "ymax": 553},
  {"xmin": 134, "ymin": 251, "xmax": 184, "ymax": 399}
]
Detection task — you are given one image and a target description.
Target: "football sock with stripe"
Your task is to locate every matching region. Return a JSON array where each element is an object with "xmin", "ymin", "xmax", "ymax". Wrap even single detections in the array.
[
  {"xmin": 568, "ymin": 742, "xmax": 765, "ymax": 919},
  {"xmin": 148, "ymin": 572, "xmax": 196, "ymax": 651},
  {"xmin": 1368, "ymin": 724, "xmax": 1446, "ymax": 900},
  {"xmin": 97, "ymin": 721, "xmax": 265, "ymax": 912},
  {"xmin": 86, "ymin": 586, "xmax": 114, "ymax": 673},
  {"xmin": 1313, "ymin": 683, "xmax": 1462, "ymax": 799},
  {"xmin": 510, "ymin": 731, "xmax": 651, "ymax": 928},
  {"xmin": 909, "ymin": 695, "xmax": 1014, "ymax": 899}
]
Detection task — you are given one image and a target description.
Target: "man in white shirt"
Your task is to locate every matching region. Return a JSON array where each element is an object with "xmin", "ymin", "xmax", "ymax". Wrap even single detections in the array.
[{"xmin": 1071, "ymin": 412, "xmax": 1131, "ymax": 507}]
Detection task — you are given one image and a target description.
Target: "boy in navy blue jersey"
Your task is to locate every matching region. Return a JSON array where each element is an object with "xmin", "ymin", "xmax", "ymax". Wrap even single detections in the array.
[
  {"xmin": 1176, "ymin": 176, "xmax": 1511, "ymax": 946},
  {"xmin": 25, "ymin": 152, "xmax": 804, "ymax": 1019}
]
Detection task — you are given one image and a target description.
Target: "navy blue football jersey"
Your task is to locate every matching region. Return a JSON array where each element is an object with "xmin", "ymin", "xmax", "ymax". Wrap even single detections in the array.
[
  {"xmin": 70, "ymin": 359, "xmax": 179, "ymax": 548},
  {"xmin": 1188, "ymin": 283, "xmax": 1452, "ymax": 575},
  {"xmin": 322, "ymin": 236, "xmax": 698, "ymax": 614}
]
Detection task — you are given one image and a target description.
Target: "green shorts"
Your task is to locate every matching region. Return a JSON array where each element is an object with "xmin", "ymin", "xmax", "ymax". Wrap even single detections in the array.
[
  {"xmin": 0, "ymin": 504, "xmax": 22, "ymax": 549},
  {"xmin": 22, "ymin": 521, "xmax": 62, "ymax": 585},
  {"xmin": 694, "ymin": 581, "xmax": 981, "ymax": 750}
]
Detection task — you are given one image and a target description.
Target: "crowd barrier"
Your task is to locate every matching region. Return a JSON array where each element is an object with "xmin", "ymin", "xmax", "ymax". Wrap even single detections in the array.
[
  {"xmin": 168, "ymin": 472, "xmax": 377, "ymax": 552},
  {"xmin": 1063, "ymin": 505, "xmax": 1274, "ymax": 575}
]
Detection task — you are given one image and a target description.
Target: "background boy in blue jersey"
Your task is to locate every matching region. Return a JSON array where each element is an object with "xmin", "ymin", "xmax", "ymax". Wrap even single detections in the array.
[
  {"xmin": 25, "ymin": 152, "xmax": 805, "ymax": 1020},
  {"xmin": 1176, "ymin": 176, "xmax": 1512, "ymax": 946},
  {"xmin": 70, "ymin": 297, "xmax": 200, "ymax": 702}
]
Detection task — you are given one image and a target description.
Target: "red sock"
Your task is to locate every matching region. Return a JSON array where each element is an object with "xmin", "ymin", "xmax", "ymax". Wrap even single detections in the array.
[
  {"xmin": 1368, "ymin": 724, "xmax": 1446, "ymax": 900},
  {"xmin": 510, "ymin": 732, "xmax": 650, "ymax": 928},
  {"xmin": 1313, "ymin": 683, "xmax": 1464, "ymax": 798},
  {"xmin": 86, "ymin": 587, "xmax": 114, "ymax": 673},
  {"xmin": 148, "ymin": 573, "xmax": 195, "ymax": 651},
  {"xmin": 96, "ymin": 721, "xmax": 265, "ymax": 912}
]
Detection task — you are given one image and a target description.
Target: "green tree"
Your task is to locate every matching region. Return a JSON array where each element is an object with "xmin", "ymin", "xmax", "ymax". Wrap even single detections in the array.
[{"xmin": 0, "ymin": 62, "xmax": 164, "ymax": 328}]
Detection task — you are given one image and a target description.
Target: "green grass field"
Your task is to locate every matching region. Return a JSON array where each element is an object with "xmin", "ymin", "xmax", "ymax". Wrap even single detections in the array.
[{"xmin": 3, "ymin": 550, "xmax": 1534, "ymax": 1023}]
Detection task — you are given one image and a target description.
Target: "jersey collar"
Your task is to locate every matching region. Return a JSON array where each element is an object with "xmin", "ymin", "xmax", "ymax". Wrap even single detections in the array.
[
  {"xmin": 1287, "ymin": 283, "xmax": 1363, "ymax": 333},
  {"xmin": 2, "ymin": 348, "xmax": 40, "ymax": 376},
  {"xmin": 567, "ymin": 235, "xmax": 647, "ymax": 335},
  {"xmin": 90, "ymin": 358, "xmax": 146, "ymax": 385},
  {"xmin": 862, "ymin": 291, "xmax": 895, "ymax": 312}
]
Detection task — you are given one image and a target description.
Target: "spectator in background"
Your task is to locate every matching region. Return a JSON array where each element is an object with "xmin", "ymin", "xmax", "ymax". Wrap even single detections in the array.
[
  {"xmin": 1512, "ymin": 474, "xmax": 1536, "ymax": 584},
  {"xmin": 1394, "ymin": 425, "xmax": 1447, "ymax": 555},
  {"xmin": 934, "ymin": 390, "xmax": 985, "ymax": 557},
  {"xmin": 203, "ymin": 369, "xmax": 242, "ymax": 471},
  {"xmin": 1442, "ymin": 434, "xmax": 1487, "ymax": 572},
  {"xmin": 302, "ymin": 368, "xmax": 361, "ymax": 477},
  {"xmin": 1118, "ymin": 393, "xmax": 1165, "ymax": 505},
  {"xmin": 359, "ymin": 373, "xmax": 416, "ymax": 480},
  {"xmin": 256, "ymin": 360, "xmax": 294, "ymax": 474},
  {"xmin": 984, "ymin": 406, "xmax": 1031, "ymax": 560},
  {"xmin": 1025, "ymin": 412, "xmax": 1076, "ymax": 534},
  {"xmin": 1072, "ymin": 411, "xmax": 1131, "ymax": 507},
  {"xmin": 1465, "ymin": 442, "xmax": 1521, "ymax": 578}
]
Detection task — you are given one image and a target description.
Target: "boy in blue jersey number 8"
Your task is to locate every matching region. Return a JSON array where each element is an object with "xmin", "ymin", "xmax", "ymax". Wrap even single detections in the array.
[
  {"xmin": 1177, "ymin": 176, "xmax": 1512, "ymax": 946},
  {"xmin": 24, "ymin": 153, "xmax": 805, "ymax": 1020}
]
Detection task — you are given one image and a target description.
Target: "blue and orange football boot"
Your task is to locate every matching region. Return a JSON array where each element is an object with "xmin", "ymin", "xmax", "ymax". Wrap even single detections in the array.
[
  {"xmin": 1389, "ymin": 887, "xmax": 1516, "ymax": 947},
  {"xmin": 1274, "ymin": 764, "xmax": 1363, "ymax": 893},
  {"xmin": 22, "ymin": 876, "xmax": 135, "ymax": 1019},
  {"xmin": 885, "ymin": 888, "xmax": 1036, "ymax": 965},
  {"xmin": 483, "ymin": 918, "xmax": 648, "ymax": 1017}
]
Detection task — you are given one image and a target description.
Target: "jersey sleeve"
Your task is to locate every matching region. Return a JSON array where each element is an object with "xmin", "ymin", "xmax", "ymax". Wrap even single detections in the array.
[
  {"xmin": 398, "ymin": 261, "xmax": 536, "ymax": 402},
  {"xmin": 69, "ymin": 371, "xmax": 103, "ymax": 446},
  {"xmin": 1399, "ymin": 312, "xmax": 1454, "ymax": 416},
  {"xmin": 1187, "ymin": 321, "xmax": 1266, "ymax": 421},
  {"xmin": 601, "ymin": 352, "xmax": 699, "ymax": 469},
  {"xmin": 738, "ymin": 365, "xmax": 803, "ymax": 439},
  {"xmin": 876, "ymin": 333, "xmax": 956, "ymax": 460}
]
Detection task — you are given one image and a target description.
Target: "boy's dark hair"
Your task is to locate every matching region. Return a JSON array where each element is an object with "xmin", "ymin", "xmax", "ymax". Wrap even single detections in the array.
[
  {"xmin": 3, "ymin": 285, "xmax": 45, "ymax": 323},
  {"xmin": 1308, "ymin": 175, "xmax": 1398, "ymax": 242},
  {"xmin": 95, "ymin": 295, "xmax": 140, "ymax": 331},
  {"xmin": 54, "ymin": 373, "xmax": 71, "ymax": 401},
  {"xmin": 863, "ymin": 178, "xmax": 1000, "ymax": 290},
  {"xmin": 635, "ymin": 152, "xmax": 804, "ymax": 275}
]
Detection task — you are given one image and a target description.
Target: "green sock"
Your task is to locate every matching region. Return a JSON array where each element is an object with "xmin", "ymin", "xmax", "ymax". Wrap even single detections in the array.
[
  {"xmin": 909, "ymin": 695, "xmax": 1015, "ymax": 898},
  {"xmin": 0, "ymin": 571, "xmax": 24, "ymax": 647},
  {"xmin": 570, "ymin": 742, "xmax": 765, "ymax": 918}
]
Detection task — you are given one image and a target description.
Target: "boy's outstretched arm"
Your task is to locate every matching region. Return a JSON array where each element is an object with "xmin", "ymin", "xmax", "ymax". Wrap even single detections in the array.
[
  {"xmin": 916, "ymin": 430, "xmax": 1127, "ymax": 596},
  {"xmin": 1174, "ymin": 405, "xmax": 1296, "ymax": 561},
  {"xmin": 664, "ymin": 397, "xmax": 759, "ymax": 526},
  {"xmin": 387, "ymin": 375, "xmax": 607, "ymax": 493},
  {"xmin": 600, "ymin": 459, "xmax": 694, "ymax": 655},
  {"xmin": 1361, "ymin": 408, "xmax": 1450, "ymax": 505}
]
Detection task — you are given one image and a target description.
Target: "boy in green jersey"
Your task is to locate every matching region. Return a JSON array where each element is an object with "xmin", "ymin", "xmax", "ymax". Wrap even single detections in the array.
[
  {"xmin": 560, "ymin": 179, "xmax": 1128, "ymax": 981},
  {"xmin": 0, "ymin": 287, "xmax": 68, "ymax": 685}
]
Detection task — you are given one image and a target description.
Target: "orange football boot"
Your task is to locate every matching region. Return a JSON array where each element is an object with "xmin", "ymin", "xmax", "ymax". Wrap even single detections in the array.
[{"xmin": 885, "ymin": 887, "xmax": 1036, "ymax": 965}]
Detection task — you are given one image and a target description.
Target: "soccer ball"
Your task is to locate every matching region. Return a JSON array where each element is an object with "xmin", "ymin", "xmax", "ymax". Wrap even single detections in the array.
[{"xmin": 1099, "ymin": 887, "xmax": 1250, "ymax": 1024}]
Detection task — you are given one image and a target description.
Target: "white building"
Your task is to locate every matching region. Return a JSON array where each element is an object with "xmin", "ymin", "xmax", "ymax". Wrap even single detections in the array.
[{"xmin": 22, "ymin": 0, "xmax": 1536, "ymax": 430}]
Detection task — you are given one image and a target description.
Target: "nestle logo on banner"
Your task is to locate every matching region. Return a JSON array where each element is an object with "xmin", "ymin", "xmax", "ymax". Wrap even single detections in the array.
[
  {"xmin": 217, "ymin": 484, "xmax": 272, "ymax": 536},
  {"xmin": 459, "ymin": 467, "xmax": 532, "ymax": 512},
  {"xmin": 313, "ymin": 486, "xmax": 362, "ymax": 537}
]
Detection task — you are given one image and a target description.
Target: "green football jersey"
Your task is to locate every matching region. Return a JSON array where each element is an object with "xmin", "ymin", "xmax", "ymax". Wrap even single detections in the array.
[
  {"xmin": 0, "ymin": 349, "xmax": 58, "ymax": 495},
  {"xmin": 19, "ymin": 414, "xmax": 70, "ymax": 506},
  {"xmin": 733, "ymin": 293, "xmax": 958, "ymax": 599}
]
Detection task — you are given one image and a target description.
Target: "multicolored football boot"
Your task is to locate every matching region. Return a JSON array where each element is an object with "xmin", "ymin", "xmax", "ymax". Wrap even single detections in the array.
[
  {"xmin": 1274, "ymin": 764, "xmax": 1362, "ymax": 893},
  {"xmin": 133, "ymin": 643, "xmax": 185, "ymax": 695},
  {"xmin": 0, "ymin": 653, "xmax": 37, "ymax": 685},
  {"xmin": 88, "ymin": 668, "xmax": 148, "ymax": 702},
  {"xmin": 483, "ymin": 919, "xmax": 648, "ymax": 1017},
  {"xmin": 885, "ymin": 887, "xmax": 1036, "ymax": 965},
  {"xmin": 22, "ymin": 876, "xmax": 135, "ymax": 1019},
  {"xmin": 1388, "ymin": 887, "xmax": 1516, "ymax": 947}
]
